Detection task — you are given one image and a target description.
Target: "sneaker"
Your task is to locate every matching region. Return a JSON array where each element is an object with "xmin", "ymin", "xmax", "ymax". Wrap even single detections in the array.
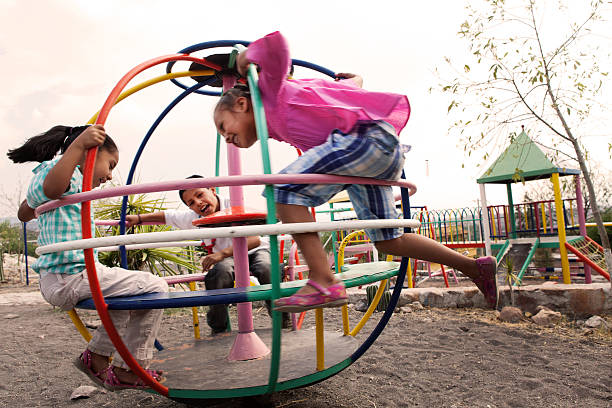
[{"xmin": 473, "ymin": 256, "xmax": 499, "ymax": 309}]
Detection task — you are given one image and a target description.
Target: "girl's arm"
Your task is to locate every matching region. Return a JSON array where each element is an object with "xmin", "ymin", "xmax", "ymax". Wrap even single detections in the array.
[
  {"xmin": 236, "ymin": 31, "xmax": 291, "ymax": 97},
  {"xmin": 18, "ymin": 199, "xmax": 36, "ymax": 222},
  {"xmin": 43, "ymin": 125, "xmax": 107, "ymax": 199}
]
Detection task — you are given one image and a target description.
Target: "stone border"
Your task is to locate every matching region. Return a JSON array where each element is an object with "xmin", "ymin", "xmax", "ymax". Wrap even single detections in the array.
[{"xmin": 347, "ymin": 283, "xmax": 612, "ymax": 317}]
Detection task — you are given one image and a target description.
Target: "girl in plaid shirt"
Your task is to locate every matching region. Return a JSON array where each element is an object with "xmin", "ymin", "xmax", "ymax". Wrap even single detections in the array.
[
  {"xmin": 8, "ymin": 125, "xmax": 167, "ymax": 390},
  {"xmin": 213, "ymin": 31, "xmax": 499, "ymax": 312}
]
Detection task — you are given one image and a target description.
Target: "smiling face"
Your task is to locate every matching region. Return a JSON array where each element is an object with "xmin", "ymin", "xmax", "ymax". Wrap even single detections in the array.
[
  {"xmin": 92, "ymin": 148, "xmax": 118, "ymax": 188},
  {"xmin": 182, "ymin": 187, "xmax": 219, "ymax": 217},
  {"xmin": 213, "ymin": 96, "xmax": 258, "ymax": 148}
]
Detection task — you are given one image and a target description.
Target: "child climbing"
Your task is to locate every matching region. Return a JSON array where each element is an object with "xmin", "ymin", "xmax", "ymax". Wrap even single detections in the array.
[
  {"xmin": 212, "ymin": 31, "xmax": 498, "ymax": 312},
  {"xmin": 8, "ymin": 124, "xmax": 168, "ymax": 390}
]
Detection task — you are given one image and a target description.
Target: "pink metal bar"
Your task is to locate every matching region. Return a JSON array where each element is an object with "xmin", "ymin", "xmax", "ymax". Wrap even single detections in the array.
[
  {"xmin": 222, "ymin": 75, "xmax": 269, "ymax": 361},
  {"xmin": 35, "ymin": 174, "xmax": 417, "ymax": 216},
  {"xmin": 574, "ymin": 175, "xmax": 591, "ymax": 282}
]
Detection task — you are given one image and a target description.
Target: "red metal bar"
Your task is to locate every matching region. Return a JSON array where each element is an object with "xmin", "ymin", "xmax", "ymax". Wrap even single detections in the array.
[
  {"xmin": 81, "ymin": 54, "xmax": 221, "ymax": 396},
  {"xmin": 565, "ymin": 242, "xmax": 609, "ymax": 281}
]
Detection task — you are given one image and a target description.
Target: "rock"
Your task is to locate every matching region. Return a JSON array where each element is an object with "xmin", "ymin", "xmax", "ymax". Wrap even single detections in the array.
[
  {"xmin": 409, "ymin": 301, "xmax": 424, "ymax": 311},
  {"xmin": 535, "ymin": 305, "xmax": 552, "ymax": 314},
  {"xmin": 4, "ymin": 314, "xmax": 19, "ymax": 319},
  {"xmin": 354, "ymin": 299, "xmax": 369, "ymax": 312},
  {"xmin": 531, "ymin": 309, "xmax": 562, "ymax": 326},
  {"xmin": 584, "ymin": 315, "xmax": 608, "ymax": 329},
  {"xmin": 524, "ymin": 312, "xmax": 532, "ymax": 318},
  {"xmin": 399, "ymin": 307, "xmax": 413, "ymax": 314},
  {"xmin": 85, "ymin": 320, "xmax": 101, "ymax": 329},
  {"xmin": 498, "ymin": 306, "xmax": 523, "ymax": 323},
  {"xmin": 70, "ymin": 385, "xmax": 104, "ymax": 400},
  {"xmin": 459, "ymin": 326, "xmax": 470, "ymax": 332}
]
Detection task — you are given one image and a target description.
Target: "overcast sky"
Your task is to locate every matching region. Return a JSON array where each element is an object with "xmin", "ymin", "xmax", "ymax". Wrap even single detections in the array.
[{"xmin": 1, "ymin": 0, "xmax": 610, "ymax": 218}]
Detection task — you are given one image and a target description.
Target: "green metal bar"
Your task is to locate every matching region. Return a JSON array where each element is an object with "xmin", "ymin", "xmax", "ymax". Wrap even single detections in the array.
[
  {"xmin": 496, "ymin": 239, "xmax": 511, "ymax": 264},
  {"xmin": 514, "ymin": 238, "xmax": 539, "ymax": 286},
  {"xmin": 0, "ymin": 246, "xmax": 5, "ymax": 282},
  {"xmin": 316, "ymin": 207, "xmax": 354, "ymax": 214},
  {"xmin": 166, "ymin": 357, "xmax": 352, "ymax": 399},
  {"xmin": 506, "ymin": 183, "xmax": 517, "ymax": 239},
  {"xmin": 214, "ymin": 132, "xmax": 221, "ymax": 194},
  {"xmin": 330, "ymin": 203, "xmax": 340, "ymax": 271},
  {"xmin": 245, "ymin": 62, "xmax": 281, "ymax": 394},
  {"xmin": 244, "ymin": 265, "xmax": 401, "ymax": 302}
]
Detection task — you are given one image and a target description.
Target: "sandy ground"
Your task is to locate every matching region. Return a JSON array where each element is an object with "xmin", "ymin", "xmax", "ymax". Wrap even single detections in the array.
[
  {"xmin": 0, "ymin": 282, "xmax": 611, "ymax": 408},
  {"xmin": 1, "ymin": 255, "xmax": 611, "ymax": 407}
]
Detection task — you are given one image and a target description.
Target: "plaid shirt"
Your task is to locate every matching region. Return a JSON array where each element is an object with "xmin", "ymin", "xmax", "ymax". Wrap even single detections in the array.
[{"xmin": 27, "ymin": 157, "xmax": 97, "ymax": 275}]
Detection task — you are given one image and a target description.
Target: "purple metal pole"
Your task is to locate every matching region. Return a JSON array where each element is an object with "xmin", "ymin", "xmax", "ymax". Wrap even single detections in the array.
[
  {"xmin": 574, "ymin": 175, "xmax": 591, "ymax": 283},
  {"xmin": 222, "ymin": 75, "xmax": 270, "ymax": 361}
]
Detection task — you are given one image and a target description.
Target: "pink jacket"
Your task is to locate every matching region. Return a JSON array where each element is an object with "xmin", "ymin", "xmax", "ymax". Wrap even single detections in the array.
[{"xmin": 246, "ymin": 31, "xmax": 411, "ymax": 152}]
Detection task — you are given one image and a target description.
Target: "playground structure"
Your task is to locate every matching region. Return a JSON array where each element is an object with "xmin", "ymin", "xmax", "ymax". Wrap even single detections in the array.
[
  {"xmin": 31, "ymin": 41, "xmax": 420, "ymax": 402},
  {"xmin": 299, "ymin": 130, "xmax": 610, "ymax": 289}
]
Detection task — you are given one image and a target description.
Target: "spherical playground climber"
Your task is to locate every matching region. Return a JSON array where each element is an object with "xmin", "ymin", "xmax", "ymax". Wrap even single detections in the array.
[{"xmin": 34, "ymin": 39, "xmax": 420, "ymax": 401}]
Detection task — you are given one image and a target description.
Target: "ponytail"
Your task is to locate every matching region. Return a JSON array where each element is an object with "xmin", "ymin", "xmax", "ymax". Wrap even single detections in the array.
[
  {"xmin": 214, "ymin": 83, "xmax": 251, "ymax": 113},
  {"xmin": 7, "ymin": 125, "xmax": 117, "ymax": 163}
]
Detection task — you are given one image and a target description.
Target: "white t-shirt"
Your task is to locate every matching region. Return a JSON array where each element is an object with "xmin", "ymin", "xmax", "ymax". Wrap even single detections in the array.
[{"xmin": 164, "ymin": 195, "xmax": 269, "ymax": 254}]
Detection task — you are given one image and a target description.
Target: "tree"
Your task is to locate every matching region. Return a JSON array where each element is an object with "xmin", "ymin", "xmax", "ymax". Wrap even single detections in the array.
[
  {"xmin": 95, "ymin": 189, "xmax": 199, "ymax": 275},
  {"xmin": 523, "ymin": 163, "xmax": 612, "ymax": 219},
  {"xmin": 438, "ymin": 0, "xmax": 612, "ymax": 278}
]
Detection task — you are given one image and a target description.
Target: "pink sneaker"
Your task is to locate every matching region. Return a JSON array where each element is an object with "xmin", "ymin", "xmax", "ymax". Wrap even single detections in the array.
[
  {"xmin": 473, "ymin": 256, "xmax": 499, "ymax": 309},
  {"xmin": 274, "ymin": 280, "xmax": 348, "ymax": 313}
]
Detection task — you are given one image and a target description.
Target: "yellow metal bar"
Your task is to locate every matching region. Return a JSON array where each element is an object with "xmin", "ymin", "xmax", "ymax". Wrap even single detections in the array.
[
  {"xmin": 569, "ymin": 200, "xmax": 575, "ymax": 226},
  {"xmin": 315, "ymin": 308, "xmax": 325, "ymax": 371},
  {"xmin": 490, "ymin": 208, "xmax": 497, "ymax": 237},
  {"xmin": 405, "ymin": 255, "xmax": 414, "ymax": 288},
  {"xmin": 189, "ymin": 281, "xmax": 201, "ymax": 339},
  {"xmin": 541, "ymin": 202, "xmax": 547, "ymax": 231},
  {"xmin": 341, "ymin": 305, "xmax": 350, "ymax": 336},
  {"xmin": 337, "ymin": 230, "xmax": 365, "ymax": 334},
  {"xmin": 86, "ymin": 70, "xmax": 214, "ymax": 124},
  {"xmin": 551, "ymin": 173, "xmax": 571, "ymax": 283},
  {"xmin": 349, "ymin": 279, "xmax": 388, "ymax": 337},
  {"xmin": 68, "ymin": 309, "xmax": 92, "ymax": 342}
]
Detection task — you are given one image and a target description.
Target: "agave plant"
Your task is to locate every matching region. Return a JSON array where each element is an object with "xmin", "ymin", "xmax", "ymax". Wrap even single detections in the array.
[{"xmin": 94, "ymin": 189, "xmax": 199, "ymax": 276}]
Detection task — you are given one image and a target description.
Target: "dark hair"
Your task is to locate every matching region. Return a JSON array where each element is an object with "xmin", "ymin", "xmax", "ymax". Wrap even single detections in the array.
[
  {"xmin": 179, "ymin": 174, "xmax": 205, "ymax": 204},
  {"xmin": 214, "ymin": 83, "xmax": 251, "ymax": 113},
  {"xmin": 7, "ymin": 125, "xmax": 118, "ymax": 163}
]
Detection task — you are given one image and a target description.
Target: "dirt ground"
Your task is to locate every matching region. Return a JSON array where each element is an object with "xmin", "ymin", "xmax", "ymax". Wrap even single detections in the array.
[
  {"xmin": 0, "ymin": 281, "xmax": 611, "ymax": 408},
  {"xmin": 1, "ymin": 254, "xmax": 611, "ymax": 408}
]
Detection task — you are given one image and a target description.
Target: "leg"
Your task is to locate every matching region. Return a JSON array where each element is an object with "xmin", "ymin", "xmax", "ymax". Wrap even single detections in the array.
[
  {"xmin": 276, "ymin": 204, "xmax": 339, "ymax": 295},
  {"xmin": 375, "ymin": 234, "xmax": 498, "ymax": 307},
  {"xmin": 204, "ymin": 258, "xmax": 234, "ymax": 334},
  {"xmin": 66, "ymin": 264, "xmax": 168, "ymax": 385},
  {"xmin": 375, "ymin": 233, "xmax": 479, "ymax": 278}
]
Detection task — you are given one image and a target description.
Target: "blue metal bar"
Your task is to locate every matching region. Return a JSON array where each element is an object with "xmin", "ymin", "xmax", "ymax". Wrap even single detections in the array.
[
  {"xmin": 22, "ymin": 222, "xmax": 29, "ymax": 286},
  {"xmin": 166, "ymin": 41, "xmax": 336, "ymax": 96},
  {"xmin": 118, "ymin": 80, "xmax": 212, "ymax": 267}
]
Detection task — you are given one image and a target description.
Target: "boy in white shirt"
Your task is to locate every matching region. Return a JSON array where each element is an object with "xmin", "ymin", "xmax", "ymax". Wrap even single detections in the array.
[{"xmin": 127, "ymin": 175, "xmax": 289, "ymax": 333}]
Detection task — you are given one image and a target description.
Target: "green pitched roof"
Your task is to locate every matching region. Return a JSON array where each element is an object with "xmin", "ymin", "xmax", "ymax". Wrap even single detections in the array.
[{"xmin": 477, "ymin": 131, "xmax": 579, "ymax": 184}]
